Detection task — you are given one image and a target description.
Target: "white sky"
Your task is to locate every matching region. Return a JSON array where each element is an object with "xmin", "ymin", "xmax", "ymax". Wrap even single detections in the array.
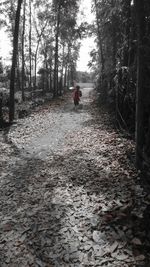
[
  {"xmin": 0, "ymin": 28, "xmax": 11, "ymax": 64},
  {"xmin": 77, "ymin": 37, "xmax": 95, "ymax": 72},
  {"xmin": 0, "ymin": 0, "xmax": 95, "ymax": 71}
]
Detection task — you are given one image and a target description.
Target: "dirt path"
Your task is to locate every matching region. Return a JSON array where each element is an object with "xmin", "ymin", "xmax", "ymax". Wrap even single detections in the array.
[
  {"xmin": 0, "ymin": 89, "xmax": 149, "ymax": 266},
  {"xmin": 9, "ymin": 88, "xmax": 92, "ymax": 158}
]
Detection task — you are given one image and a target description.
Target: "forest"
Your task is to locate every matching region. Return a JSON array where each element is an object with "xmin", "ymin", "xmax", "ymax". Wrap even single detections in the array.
[
  {"xmin": 0, "ymin": 0, "xmax": 87, "ymax": 119},
  {"xmin": 0, "ymin": 0, "xmax": 150, "ymax": 266},
  {"xmin": 91, "ymin": 0, "xmax": 150, "ymax": 173},
  {"xmin": 0, "ymin": 0, "xmax": 149, "ymax": 171}
]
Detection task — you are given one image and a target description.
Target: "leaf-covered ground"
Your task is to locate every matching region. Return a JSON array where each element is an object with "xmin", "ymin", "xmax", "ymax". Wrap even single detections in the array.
[{"xmin": 0, "ymin": 89, "xmax": 150, "ymax": 266}]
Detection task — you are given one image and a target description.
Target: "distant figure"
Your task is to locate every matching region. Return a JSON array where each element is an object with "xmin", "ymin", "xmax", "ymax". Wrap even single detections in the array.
[{"xmin": 73, "ymin": 85, "xmax": 82, "ymax": 109}]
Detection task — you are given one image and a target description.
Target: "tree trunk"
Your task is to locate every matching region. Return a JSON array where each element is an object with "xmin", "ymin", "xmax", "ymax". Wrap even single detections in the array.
[
  {"xmin": 135, "ymin": 0, "xmax": 145, "ymax": 168},
  {"xmin": 34, "ymin": 20, "xmax": 48, "ymax": 89},
  {"xmin": 54, "ymin": 0, "xmax": 61, "ymax": 97},
  {"xmin": 17, "ymin": 56, "xmax": 21, "ymax": 91},
  {"xmin": 29, "ymin": 0, "xmax": 32, "ymax": 90},
  {"xmin": 9, "ymin": 0, "xmax": 23, "ymax": 122},
  {"xmin": 49, "ymin": 50, "xmax": 53, "ymax": 92},
  {"xmin": 60, "ymin": 43, "xmax": 65, "ymax": 94},
  {"xmin": 127, "ymin": 0, "xmax": 131, "ymax": 67},
  {"xmin": 94, "ymin": 0, "xmax": 104, "ymax": 84},
  {"xmin": 34, "ymin": 43, "xmax": 39, "ymax": 89},
  {"xmin": 64, "ymin": 64, "xmax": 67, "ymax": 89},
  {"xmin": 21, "ymin": 0, "xmax": 26, "ymax": 101},
  {"xmin": 0, "ymin": 94, "xmax": 3, "ymax": 125},
  {"xmin": 49, "ymin": 64, "xmax": 52, "ymax": 92},
  {"xmin": 45, "ymin": 58, "xmax": 49, "ymax": 91}
]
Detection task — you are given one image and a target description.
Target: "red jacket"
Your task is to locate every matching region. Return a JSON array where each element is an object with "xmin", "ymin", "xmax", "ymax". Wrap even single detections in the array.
[{"xmin": 73, "ymin": 89, "xmax": 80, "ymax": 101}]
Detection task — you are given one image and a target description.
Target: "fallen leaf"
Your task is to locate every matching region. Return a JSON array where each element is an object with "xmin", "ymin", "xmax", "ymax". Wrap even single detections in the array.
[
  {"xmin": 131, "ymin": 237, "xmax": 142, "ymax": 246},
  {"xmin": 135, "ymin": 255, "xmax": 145, "ymax": 261},
  {"xmin": 109, "ymin": 241, "xmax": 118, "ymax": 253}
]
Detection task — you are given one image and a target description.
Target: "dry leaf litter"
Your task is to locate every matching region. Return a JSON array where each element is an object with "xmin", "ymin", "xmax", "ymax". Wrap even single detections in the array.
[{"xmin": 0, "ymin": 89, "xmax": 150, "ymax": 267}]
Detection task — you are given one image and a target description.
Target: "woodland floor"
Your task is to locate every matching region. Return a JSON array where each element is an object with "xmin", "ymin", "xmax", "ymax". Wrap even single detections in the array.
[{"xmin": 0, "ymin": 89, "xmax": 150, "ymax": 267}]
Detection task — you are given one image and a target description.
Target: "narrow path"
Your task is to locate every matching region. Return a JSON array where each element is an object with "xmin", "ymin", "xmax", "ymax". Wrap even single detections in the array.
[
  {"xmin": 8, "ymin": 88, "xmax": 92, "ymax": 158},
  {"xmin": 0, "ymin": 89, "xmax": 148, "ymax": 266}
]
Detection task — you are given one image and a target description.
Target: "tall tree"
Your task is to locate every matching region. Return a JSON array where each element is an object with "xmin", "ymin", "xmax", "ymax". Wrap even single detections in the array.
[
  {"xmin": 21, "ymin": 0, "xmax": 26, "ymax": 101},
  {"xmin": 135, "ymin": 0, "xmax": 147, "ymax": 168},
  {"xmin": 9, "ymin": 0, "xmax": 23, "ymax": 122},
  {"xmin": 29, "ymin": 0, "xmax": 32, "ymax": 89},
  {"xmin": 94, "ymin": 0, "xmax": 104, "ymax": 86},
  {"xmin": 53, "ymin": 0, "xmax": 61, "ymax": 97}
]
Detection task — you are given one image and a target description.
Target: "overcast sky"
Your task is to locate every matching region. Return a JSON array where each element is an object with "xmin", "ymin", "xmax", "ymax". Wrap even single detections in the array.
[{"xmin": 0, "ymin": 28, "xmax": 11, "ymax": 63}]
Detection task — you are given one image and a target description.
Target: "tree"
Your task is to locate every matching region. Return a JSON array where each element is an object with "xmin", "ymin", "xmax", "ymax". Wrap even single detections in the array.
[
  {"xmin": 135, "ymin": 0, "xmax": 150, "ymax": 169},
  {"xmin": 28, "ymin": 0, "xmax": 32, "ymax": 90},
  {"xmin": 9, "ymin": 0, "xmax": 23, "ymax": 122},
  {"xmin": 52, "ymin": 0, "xmax": 80, "ymax": 96},
  {"xmin": 21, "ymin": 0, "xmax": 26, "ymax": 101},
  {"xmin": 91, "ymin": 0, "xmax": 150, "ymax": 172},
  {"xmin": 33, "ymin": 16, "xmax": 49, "ymax": 89}
]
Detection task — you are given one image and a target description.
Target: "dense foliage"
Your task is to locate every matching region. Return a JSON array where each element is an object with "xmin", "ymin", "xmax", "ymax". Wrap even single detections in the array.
[{"xmin": 92, "ymin": 0, "xmax": 150, "ymax": 170}]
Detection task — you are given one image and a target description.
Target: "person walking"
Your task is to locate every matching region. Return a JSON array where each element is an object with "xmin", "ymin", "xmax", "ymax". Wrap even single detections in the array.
[{"xmin": 73, "ymin": 85, "xmax": 82, "ymax": 110}]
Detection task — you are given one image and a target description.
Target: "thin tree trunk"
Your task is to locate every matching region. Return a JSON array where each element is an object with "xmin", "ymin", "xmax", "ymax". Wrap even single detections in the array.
[
  {"xmin": 94, "ymin": 0, "xmax": 104, "ymax": 83},
  {"xmin": 21, "ymin": 0, "xmax": 26, "ymax": 101},
  {"xmin": 60, "ymin": 43, "xmax": 65, "ymax": 93},
  {"xmin": 34, "ymin": 20, "xmax": 48, "ymax": 89},
  {"xmin": 112, "ymin": 28, "xmax": 116, "ymax": 69},
  {"xmin": 66, "ymin": 43, "xmax": 71, "ymax": 88},
  {"xmin": 29, "ymin": 0, "xmax": 32, "ymax": 89},
  {"xmin": 135, "ymin": 0, "xmax": 145, "ymax": 168},
  {"xmin": 46, "ymin": 57, "xmax": 49, "ymax": 91},
  {"xmin": 111, "ymin": 0, "xmax": 117, "ymax": 70},
  {"xmin": 49, "ymin": 50, "xmax": 53, "ymax": 92},
  {"xmin": 64, "ymin": 64, "xmax": 67, "ymax": 88},
  {"xmin": 34, "ymin": 43, "xmax": 39, "ymax": 89},
  {"xmin": 9, "ymin": 0, "xmax": 23, "ymax": 122},
  {"xmin": 54, "ymin": 0, "xmax": 61, "ymax": 97},
  {"xmin": 67, "ymin": 67, "xmax": 70, "ymax": 89},
  {"xmin": 49, "ymin": 66, "xmax": 52, "ymax": 91},
  {"xmin": 17, "ymin": 56, "xmax": 21, "ymax": 91},
  {"xmin": 126, "ymin": 0, "xmax": 132, "ymax": 94},
  {"xmin": 127, "ymin": 0, "xmax": 131, "ymax": 67},
  {"xmin": 0, "ymin": 94, "xmax": 3, "ymax": 125}
]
